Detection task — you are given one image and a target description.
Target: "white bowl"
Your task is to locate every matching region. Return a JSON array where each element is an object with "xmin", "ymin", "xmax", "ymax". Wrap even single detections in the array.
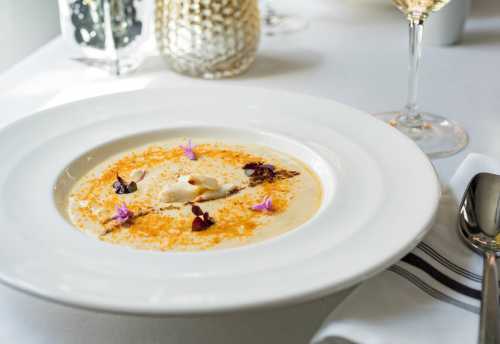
[{"xmin": 0, "ymin": 87, "xmax": 440, "ymax": 315}]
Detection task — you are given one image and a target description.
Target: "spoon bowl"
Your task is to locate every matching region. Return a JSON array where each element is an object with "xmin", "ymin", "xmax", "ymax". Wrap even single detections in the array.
[{"xmin": 458, "ymin": 173, "xmax": 500, "ymax": 344}]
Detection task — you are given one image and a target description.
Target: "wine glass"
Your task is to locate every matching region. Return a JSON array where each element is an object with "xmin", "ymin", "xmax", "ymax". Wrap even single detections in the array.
[
  {"xmin": 260, "ymin": 0, "xmax": 308, "ymax": 36},
  {"xmin": 374, "ymin": 0, "xmax": 468, "ymax": 158}
]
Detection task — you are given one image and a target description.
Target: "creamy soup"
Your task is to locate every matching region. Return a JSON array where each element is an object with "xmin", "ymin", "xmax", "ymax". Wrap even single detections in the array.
[{"xmin": 67, "ymin": 138, "xmax": 322, "ymax": 251}]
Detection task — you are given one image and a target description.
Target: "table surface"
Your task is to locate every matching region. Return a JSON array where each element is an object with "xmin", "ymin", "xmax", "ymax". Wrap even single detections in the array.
[{"xmin": 1, "ymin": 1, "xmax": 499, "ymax": 343}]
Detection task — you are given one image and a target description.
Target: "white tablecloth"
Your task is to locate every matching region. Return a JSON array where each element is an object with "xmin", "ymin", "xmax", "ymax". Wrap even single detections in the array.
[{"xmin": 0, "ymin": 0, "xmax": 499, "ymax": 343}]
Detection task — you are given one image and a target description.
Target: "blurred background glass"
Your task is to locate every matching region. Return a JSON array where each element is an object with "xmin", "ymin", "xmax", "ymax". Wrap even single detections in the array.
[
  {"xmin": 259, "ymin": 0, "xmax": 308, "ymax": 35},
  {"xmin": 59, "ymin": 0, "xmax": 153, "ymax": 75}
]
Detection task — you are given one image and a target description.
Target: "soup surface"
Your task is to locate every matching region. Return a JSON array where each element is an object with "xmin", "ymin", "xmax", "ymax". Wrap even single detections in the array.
[{"xmin": 67, "ymin": 138, "xmax": 322, "ymax": 251}]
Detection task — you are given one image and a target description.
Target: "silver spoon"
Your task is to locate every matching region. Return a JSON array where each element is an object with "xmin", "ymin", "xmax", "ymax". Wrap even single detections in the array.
[{"xmin": 458, "ymin": 173, "xmax": 500, "ymax": 344}]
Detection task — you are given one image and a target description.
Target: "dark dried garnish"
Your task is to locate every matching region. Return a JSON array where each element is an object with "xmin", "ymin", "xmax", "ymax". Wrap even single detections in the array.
[
  {"xmin": 243, "ymin": 162, "xmax": 265, "ymax": 170},
  {"xmin": 192, "ymin": 217, "xmax": 207, "ymax": 231},
  {"xmin": 243, "ymin": 162, "xmax": 275, "ymax": 174},
  {"xmin": 243, "ymin": 162, "xmax": 275, "ymax": 185},
  {"xmin": 191, "ymin": 205, "xmax": 204, "ymax": 216},
  {"xmin": 275, "ymin": 170, "xmax": 300, "ymax": 179},
  {"xmin": 203, "ymin": 212, "xmax": 212, "ymax": 223},
  {"xmin": 191, "ymin": 205, "xmax": 215, "ymax": 231},
  {"xmin": 243, "ymin": 162, "xmax": 300, "ymax": 187},
  {"xmin": 113, "ymin": 175, "xmax": 138, "ymax": 194}
]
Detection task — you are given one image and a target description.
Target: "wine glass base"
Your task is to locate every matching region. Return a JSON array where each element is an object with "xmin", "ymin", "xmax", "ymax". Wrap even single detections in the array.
[
  {"xmin": 374, "ymin": 111, "xmax": 468, "ymax": 159},
  {"xmin": 262, "ymin": 15, "xmax": 308, "ymax": 36}
]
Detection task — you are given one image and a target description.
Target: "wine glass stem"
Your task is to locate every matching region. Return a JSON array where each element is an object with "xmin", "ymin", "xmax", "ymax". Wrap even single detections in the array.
[{"xmin": 401, "ymin": 18, "xmax": 424, "ymax": 128}]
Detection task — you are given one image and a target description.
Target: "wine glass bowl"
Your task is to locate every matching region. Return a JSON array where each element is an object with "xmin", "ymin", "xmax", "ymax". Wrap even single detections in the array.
[{"xmin": 393, "ymin": 0, "xmax": 451, "ymax": 19}]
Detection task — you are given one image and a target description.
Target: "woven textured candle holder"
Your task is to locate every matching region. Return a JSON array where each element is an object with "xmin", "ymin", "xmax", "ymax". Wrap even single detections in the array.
[{"xmin": 155, "ymin": 0, "xmax": 260, "ymax": 79}]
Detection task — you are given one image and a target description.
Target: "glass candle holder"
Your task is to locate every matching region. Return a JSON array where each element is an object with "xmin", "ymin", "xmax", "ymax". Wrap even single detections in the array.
[
  {"xmin": 58, "ymin": 0, "xmax": 153, "ymax": 76},
  {"xmin": 155, "ymin": 0, "xmax": 260, "ymax": 79}
]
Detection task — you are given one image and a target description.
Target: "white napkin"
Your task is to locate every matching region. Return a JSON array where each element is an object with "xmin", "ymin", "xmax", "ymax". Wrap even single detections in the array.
[{"xmin": 311, "ymin": 153, "xmax": 500, "ymax": 344}]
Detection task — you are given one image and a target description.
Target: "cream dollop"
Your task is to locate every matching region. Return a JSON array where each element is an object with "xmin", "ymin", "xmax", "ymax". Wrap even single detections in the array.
[
  {"xmin": 159, "ymin": 175, "xmax": 237, "ymax": 203},
  {"xmin": 179, "ymin": 175, "xmax": 219, "ymax": 190},
  {"xmin": 194, "ymin": 183, "xmax": 238, "ymax": 202}
]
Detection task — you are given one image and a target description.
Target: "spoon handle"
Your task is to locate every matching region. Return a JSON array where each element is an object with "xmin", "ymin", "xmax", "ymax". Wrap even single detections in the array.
[{"xmin": 479, "ymin": 251, "xmax": 499, "ymax": 344}]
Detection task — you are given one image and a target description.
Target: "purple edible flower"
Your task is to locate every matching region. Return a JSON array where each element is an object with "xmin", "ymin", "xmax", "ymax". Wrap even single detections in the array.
[
  {"xmin": 252, "ymin": 197, "xmax": 273, "ymax": 212},
  {"xmin": 180, "ymin": 139, "xmax": 196, "ymax": 160},
  {"xmin": 112, "ymin": 203, "xmax": 134, "ymax": 224}
]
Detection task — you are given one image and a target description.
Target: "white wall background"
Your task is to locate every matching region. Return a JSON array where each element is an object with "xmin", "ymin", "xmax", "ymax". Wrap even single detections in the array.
[{"xmin": 0, "ymin": 0, "xmax": 60, "ymax": 73}]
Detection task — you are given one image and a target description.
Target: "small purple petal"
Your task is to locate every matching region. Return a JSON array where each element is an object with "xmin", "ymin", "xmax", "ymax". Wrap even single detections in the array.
[
  {"xmin": 180, "ymin": 139, "xmax": 197, "ymax": 160},
  {"xmin": 186, "ymin": 150, "xmax": 196, "ymax": 160},
  {"xmin": 112, "ymin": 203, "xmax": 133, "ymax": 224},
  {"xmin": 252, "ymin": 204, "xmax": 266, "ymax": 211},
  {"xmin": 252, "ymin": 197, "xmax": 273, "ymax": 212}
]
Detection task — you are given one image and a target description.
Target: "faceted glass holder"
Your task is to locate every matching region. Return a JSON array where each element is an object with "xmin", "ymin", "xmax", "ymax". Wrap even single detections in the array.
[{"xmin": 58, "ymin": 0, "xmax": 153, "ymax": 76}]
